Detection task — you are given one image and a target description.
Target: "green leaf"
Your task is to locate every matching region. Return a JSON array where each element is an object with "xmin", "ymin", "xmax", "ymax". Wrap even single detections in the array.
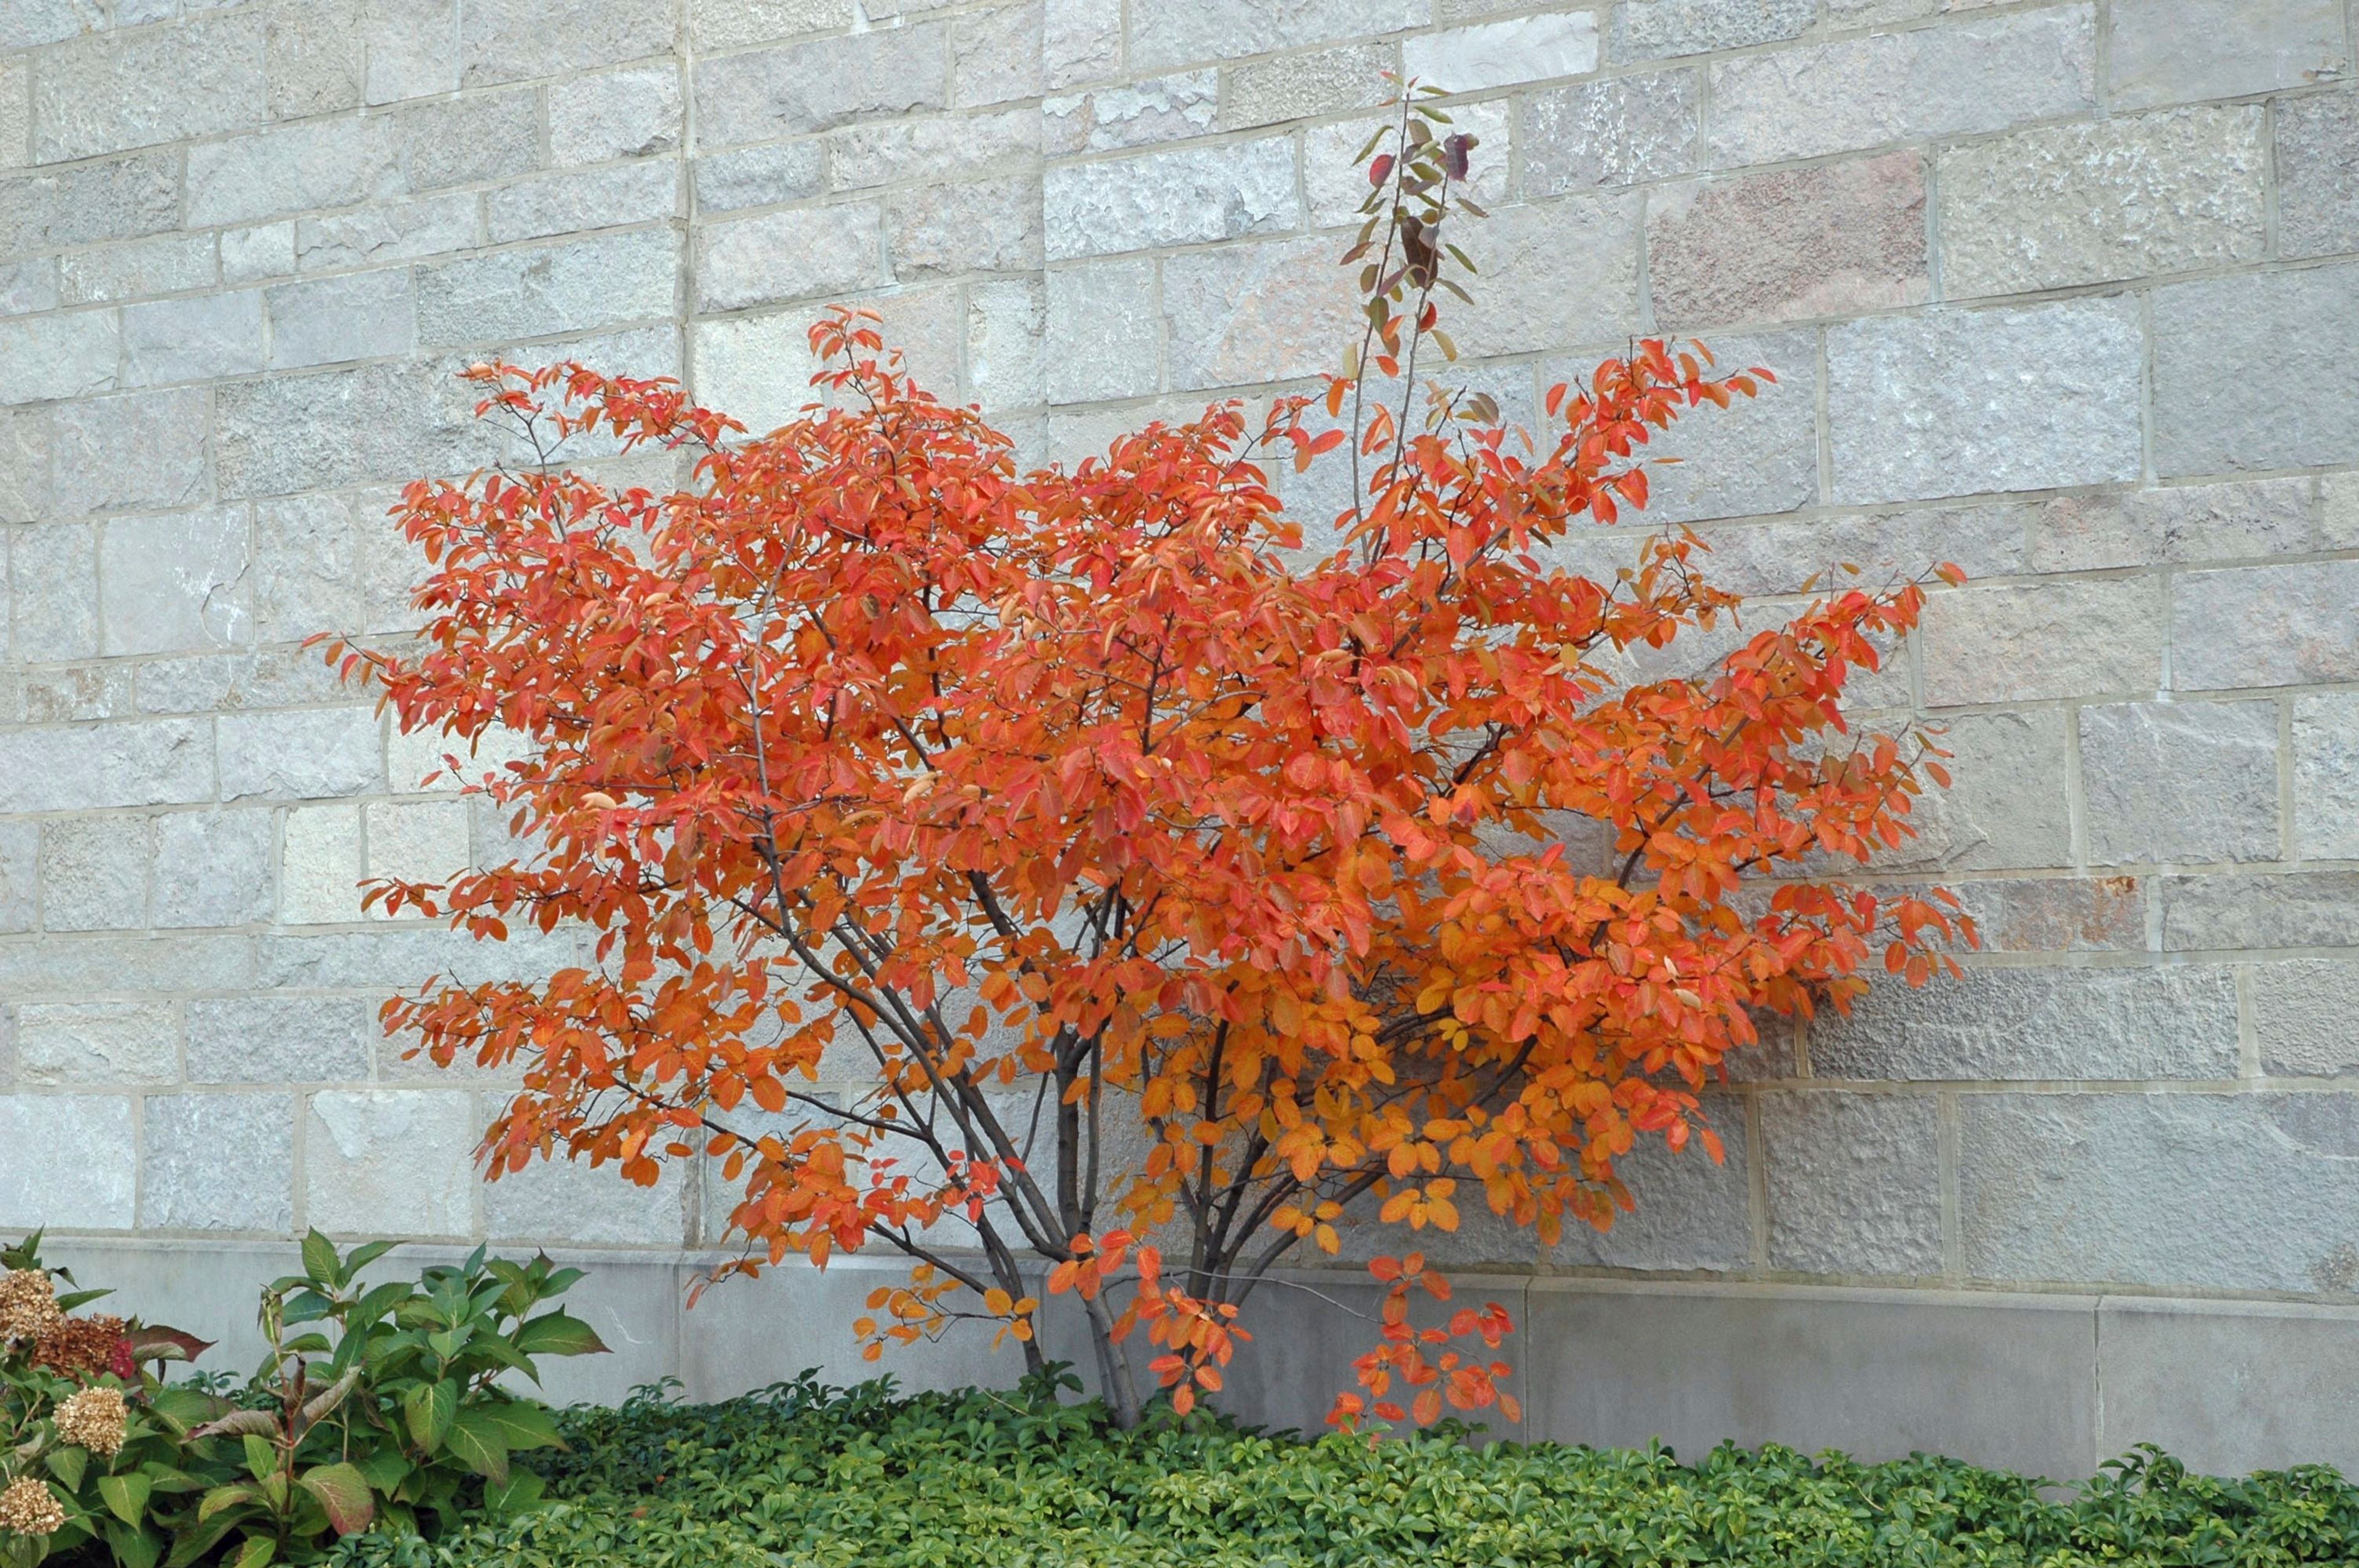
[
  {"xmin": 103, "ymin": 1518, "xmax": 162, "ymax": 1568},
  {"xmin": 164, "ymin": 1505, "xmax": 247, "ymax": 1568},
  {"xmin": 483, "ymin": 1470, "xmax": 546, "ymax": 1517},
  {"xmin": 299, "ymin": 1230, "xmax": 340, "ymax": 1288},
  {"xmin": 354, "ymin": 1451, "xmax": 412, "ymax": 1494},
  {"xmin": 402, "ymin": 1381, "xmax": 458, "ymax": 1456},
  {"xmin": 278, "ymin": 1290, "xmax": 337, "ymax": 1326},
  {"xmin": 472, "ymin": 1400, "xmax": 563, "ymax": 1453},
  {"xmin": 297, "ymin": 1463, "xmax": 375, "ymax": 1537},
  {"xmin": 512, "ymin": 1312, "xmax": 608, "ymax": 1359},
  {"xmin": 56, "ymin": 1287, "xmax": 115, "ymax": 1312},
  {"xmin": 230, "ymin": 1534, "xmax": 276, "ymax": 1568},
  {"xmin": 46, "ymin": 1446, "xmax": 87, "ymax": 1491},
  {"xmin": 344, "ymin": 1239, "xmax": 399, "ymax": 1277},
  {"xmin": 190, "ymin": 1409, "xmax": 279, "ymax": 1443},
  {"xmin": 241, "ymin": 1433, "xmax": 277, "ymax": 1485},
  {"xmin": 196, "ymin": 1486, "xmax": 261, "ymax": 1526},
  {"xmin": 352, "ymin": 1280, "xmax": 415, "ymax": 1328},
  {"xmin": 443, "ymin": 1409, "xmax": 510, "ymax": 1486},
  {"xmin": 99, "ymin": 1471, "xmax": 154, "ymax": 1527}
]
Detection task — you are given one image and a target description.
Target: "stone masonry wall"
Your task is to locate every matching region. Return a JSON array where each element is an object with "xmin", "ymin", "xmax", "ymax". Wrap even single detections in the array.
[{"xmin": 2, "ymin": 0, "xmax": 2359, "ymax": 1344}]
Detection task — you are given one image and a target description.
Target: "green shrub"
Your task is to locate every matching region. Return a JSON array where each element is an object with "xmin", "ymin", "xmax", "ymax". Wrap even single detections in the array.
[{"xmin": 326, "ymin": 1372, "xmax": 2359, "ymax": 1568}]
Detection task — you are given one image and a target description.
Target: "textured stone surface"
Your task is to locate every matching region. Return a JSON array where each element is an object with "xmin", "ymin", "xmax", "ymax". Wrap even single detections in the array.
[
  {"xmin": 417, "ymin": 229, "xmax": 678, "ymax": 347},
  {"xmin": 31, "ymin": 10, "xmax": 266, "ymax": 162},
  {"xmin": 266, "ymin": 270, "xmax": 415, "ymax": 370},
  {"xmin": 1613, "ymin": 0, "xmax": 1811, "ymax": 60},
  {"xmin": 692, "ymin": 143, "xmax": 827, "ymax": 212},
  {"xmin": 1045, "ymin": 71, "xmax": 1216, "ymax": 153},
  {"xmin": 16, "ymin": 1002, "xmax": 176, "ymax": 1085},
  {"xmin": 1304, "ymin": 99, "xmax": 1509, "ymax": 227},
  {"xmin": 1706, "ymin": 9, "xmax": 2095, "ymax": 166},
  {"xmin": 39, "ymin": 817, "xmax": 149, "ymax": 932},
  {"xmin": 1938, "ymin": 107, "xmax": 2266, "ymax": 297},
  {"xmin": 1044, "ymin": 137, "xmax": 1296, "ymax": 259},
  {"xmin": 695, "ymin": 26, "xmax": 951, "ymax": 147},
  {"xmin": 0, "ymin": 720, "xmax": 213, "ymax": 812},
  {"xmin": 306, "ymin": 1090, "xmax": 479, "ymax": 1236},
  {"xmin": 696, "ymin": 205, "xmax": 880, "ymax": 312},
  {"xmin": 214, "ymin": 357, "xmax": 503, "ymax": 493},
  {"xmin": 1827, "ymin": 300, "xmax": 2143, "ymax": 505},
  {"xmin": 2171, "ymin": 561, "xmax": 2359, "ymax": 690},
  {"xmin": 889, "ymin": 176, "xmax": 1043, "ymax": 279},
  {"xmin": 2108, "ymin": 0, "xmax": 2345, "ymax": 109},
  {"xmin": 295, "ymin": 195, "xmax": 476, "ymax": 273},
  {"xmin": 1218, "ymin": 46, "xmax": 1388, "ymax": 130},
  {"xmin": 1044, "ymin": 258, "xmax": 1157, "ymax": 402},
  {"xmin": 1920, "ymin": 579, "xmax": 2165, "ymax": 706},
  {"xmin": 100, "ymin": 507, "xmax": 251, "ymax": 655},
  {"xmin": 249, "ymin": 496, "xmax": 366, "ymax": 636},
  {"xmin": 2080, "ymin": 701, "xmax": 2280, "ymax": 865},
  {"xmin": 2293, "ymin": 693, "xmax": 2359, "ymax": 860},
  {"xmin": 142, "ymin": 1094, "xmax": 295, "ymax": 1231},
  {"xmin": 218, "ymin": 708, "xmax": 383, "ymax": 800},
  {"xmin": 1762, "ymin": 1092, "xmax": 1943, "ymax": 1277},
  {"xmin": 153, "ymin": 810, "xmax": 275, "ymax": 929},
  {"xmin": 1551, "ymin": 1101, "xmax": 1755, "ymax": 1272},
  {"xmin": 2154, "ymin": 265, "xmax": 2359, "ymax": 477},
  {"xmin": 1812, "ymin": 965, "xmax": 2240, "ymax": 1082},
  {"xmin": 54, "ymin": 389, "xmax": 209, "ymax": 515},
  {"xmin": 188, "ymin": 995, "xmax": 373, "ymax": 1083},
  {"xmin": 1648, "ymin": 152, "xmax": 1925, "ymax": 329},
  {"xmin": 280, "ymin": 805, "xmax": 364, "ymax": 925},
  {"xmin": 2257, "ymin": 961, "xmax": 2359, "ymax": 1079},
  {"xmin": 2161, "ymin": 873, "xmax": 2359, "ymax": 951},
  {"xmin": 0, "ymin": 823, "xmax": 35, "ymax": 934},
  {"xmin": 1162, "ymin": 236, "xmax": 1359, "ymax": 391},
  {"xmin": 0, "ymin": 151, "xmax": 181, "ymax": 259},
  {"xmin": 549, "ymin": 64, "xmax": 681, "ymax": 163},
  {"xmin": 1961, "ymin": 1093, "xmax": 2359, "ymax": 1292},
  {"xmin": 121, "ymin": 292, "xmax": 265, "ymax": 386},
  {"xmin": 487, "ymin": 163, "xmax": 679, "ymax": 246},
  {"xmin": 1404, "ymin": 13, "xmax": 1597, "ymax": 90},
  {"xmin": 1521, "ymin": 70, "xmax": 1697, "ymax": 194},
  {"xmin": 2027, "ymin": 478, "xmax": 2314, "ymax": 573},
  {"xmin": 1447, "ymin": 193, "xmax": 1641, "ymax": 356},
  {"xmin": 60, "ymin": 234, "xmax": 214, "ymax": 305},
  {"xmin": 1874, "ymin": 709, "xmax": 2075, "ymax": 872},
  {"xmin": 188, "ymin": 119, "xmax": 398, "ymax": 228},
  {"xmin": 484, "ymin": 1153, "xmax": 692, "ymax": 1245},
  {"xmin": 0, "ymin": 311, "xmax": 119, "ymax": 405},
  {"xmin": 1130, "ymin": 0, "xmax": 1426, "ymax": 71},
  {"xmin": 0, "ymin": 1096, "xmax": 136, "ymax": 1229},
  {"xmin": 458, "ymin": 0, "xmax": 671, "ymax": 87},
  {"xmin": 2277, "ymin": 92, "xmax": 2359, "ymax": 260}
]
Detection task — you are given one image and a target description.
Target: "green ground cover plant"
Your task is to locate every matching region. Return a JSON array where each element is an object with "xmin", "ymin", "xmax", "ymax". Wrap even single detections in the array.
[{"xmin": 326, "ymin": 1373, "xmax": 2359, "ymax": 1568}]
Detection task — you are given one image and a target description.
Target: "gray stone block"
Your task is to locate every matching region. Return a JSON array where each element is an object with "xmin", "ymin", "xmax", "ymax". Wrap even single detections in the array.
[
  {"xmin": 154, "ymin": 810, "xmax": 274, "ymax": 929},
  {"xmin": 2081, "ymin": 701, "xmax": 2280, "ymax": 866},
  {"xmin": 218, "ymin": 707, "xmax": 383, "ymax": 801},
  {"xmin": 1961, "ymin": 1091, "xmax": 2359, "ymax": 1292},
  {"xmin": 100, "ymin": 507, "xmax": 251, "ymax": 655},
  {"xmin": 1043, "ymin": 257, "xmax": 1157, "ymax": 404},
  {"xmin": 278, "ymin": 803, "xmax": 363, "ymax": 925},
  {"xmin": 187, "ymin": 118, "xmax": 399, "ymax": 228},
  {"xmin": 689, "ymin": 311, "xmax": 819, "ymax": 434},
  {"xmin": 952, "ymin": 1, "xmax": 1044, "ymax": 109},
  {"xmin": 967, "ymin": 278, "xmax": 1045, "ymax": 410},
  {"xmin": 265, "ymin": 270, "xmax": 415, "ymax": 369},
  {"xmin": 0, "ymin": 822, "xmax": 34, "ymax": 934},
  {"xmin": 687, "ymin": 0, "xmax": 855, "ymax": 50},
  {"xmin": 483, "ymin": 1152, "xmax": 694, "ymax": 1246},
  {"xmin": 1162, "ymin": 235, "xmax": 1361, "ymax": 392},
  {"xmin": 1706, "ymin": 8, "xmax": 2095, "ymax": 166},
  {"xmin": 0, "ymin": 406, "xmax": 50, "ymax": 523},
  {"xmin": 1812, "ymin": 965, "xmax": 2240, "ymax": 1083},
  {"xmin": 257, "ymin": 924, "xmax": 581, "ymax": 990},
  {"xmin": 13, "ymin": 521, "xmax": 102, "ymax": 658},
  {"xmin": 1828, "ymin": 299, "xmax": 2142, "ymax": 504},
  {"xmin": 0, "ymin": 311, "xmax": 119, "ymax": 407},
  {"xmin": 459, "ymin": 0, "xmax": 672, "ymax": 87},
  {"xmin": 391, "ymin": 88, "xmax": 536, "ymax": 192},
  {"xmin": 2159, "ymin": 872, "xmax": 2359, "ymax": 951},
  {"xmin": 1044, "ymin": 137, "xmax": 1297, "ymax": 260},
  {"xmin": 486, "ymin": 162, "xmax": 680, "ymax": 246},
  {"xmin": 2027, "ymin": 477, "xmax": 2314, "ymax": 573},
  {"xmin": 2294, "ymin": 692, "xmax": 2359, "ymax": 860},
  {"xmin": 39, "ymin": 816, "xmax": 151, "ymax": 932},
  {"xmin": 55, "ymin": 389, "xmax": 210, "ymax": 515},
  {"xmin": 2108, "ymin": 0, "xmax": 2345, "ymax": 109},
  {"xmin": 252, "ymin": 493, "xmax": 361, "ymax": 642},
  {"xmin": 16, "ymin": 1001, "xmax": 175, "ymax": 1084},
  {"xmin": 223, "ymin": 222, "xmax": 297, "ymax": 284},
  {"xmin": 1938, "ymin": 106, "xmax": 2266, "ymax": 298},
  {"xmin": 30, "ymin": 10, "xmax": 266, "ymax": 162},
  {"xmin": 1404, "ymin": 13, "xmax": 1595, "ymax": 90},
  {"xmin": 361, "ymin": 0, "xmax": 457, "ymax": 103},
  {"xmin": 1045, "ymin": 71, "xmax": 1216, "ymax": 154},
  {"xmin": 695, "ymin": 204, "xmax": 881, "ymax": 313},
  {"xmin": 2277, "ymin": 90, "xmax": 2359, "ymax": 260},
  {"xmin": 2255, "ymin": 959, "xmax": 2359, "ymax": 1077},
  {"xmin": 296, "ymin": 193, "xmax": 479, "ymax": 273},
  {"xmin": 1676, "ymin": 501, "xmax": 2031, "ymax": 596},
  {"xmin": 0, "ymin": 260, "xmax": 58, "ymax": 318},
  {"xmin": 0, "ymin": 151, "xmax": 180, "ymax": 260},
  {"xmin": 189, "ymin": 994, "xmax": 373, "ymax": 1085},
  {"xmin": 1521, "ymin": 70, "xmax": 1697, "ymax": 195},
  {"xmin": 0, "ymin": 933, "xmax": 259, "ymax": 997},
  {"xmin": 1761, "ymin": 1091, "xmax": 1943, "ymax": 1277},
  {"xmin": 2154, "ymin": 264, "xmax": 2359, "ymax": 476},
  {"xmin": 1921, "ymin": 579, "xmax": 2165, "ymax": 705},
  {"xmin": 888, "ymin": 175, "xmax": 1043, "ymax": 279},
  {"xmin": 364, "ymin": 798, "xmax": 469, "ymax": 900},
  {"xmin": 1216, "ymin": 45, "xmax": 1387, "ymax": 131},
  {"xmin": 694, "ymin": 26, "xmax": 951, "ymax": 147},
  {"xmin": 0, "ymin": 719, "xmax": 211, "ymax": 813},
  {"xmin": 1043, "ymin": 0, "xmax": 1119, "ymax": 86},
  {"xmin": 2171, "ymin": 560, "xmax": 2359, "ymax": 690},
  {"xmin": 1447, "ymin": 192, "xmax": 1643, "ymax": 357},
  {"xmin": 265, "ymin": 0, "xmax": 362, "ymax": 120},
  {"xmin": 2098, "ymin": 1297, "xmax": 2359, "ymax": 1475},
  {"xmin": 141, "ymin": 1093, "xmax": 295, "ymax": 1231},
  {"xmin": 23, "ymin": 666, "xmax": 132, "ymax": 725},
  {"xmin": 216, "ymin": 357, "xmax": 504, "ymax": 496},
  {"xmin": 1649, "ymin": 152, "xmax": 1925, "ymax": 330},
  {"xmin": 549, "ymin": 63, "xmax": 682, "ymax": 164},
  {"xmin": 1550, "ymin": 1100, "xmax": 1754, "ymax": 1272},
  {"xmin": 1612, "ymin": 0, "xmax": 1810, "ymax": 61},
  {"xmin": 0, "ymin": 1094, "xmax": 136, "ymax": 1228},
  {"xmin": 306, "ymin": 1089, "xmax": 480, "ymax": 1236},
  {"xmin": 828, "ymin": 107, "xmax": 1041, "ymax": 193},
  {"xmin": 60, "ymin": 234, "xmax": 215, "ymax": 305},
  {"xmin": 1130, "ymin": 0, "xmax": 1424, "ymax": 72},
  {"xmin": 417, "ymin": 228, "xmax": 678, "ymax": 348},
  {"xmin": 691, "ymin": 143, "xmax": 827, "ymax": 213},
  {"xmin": 1915, "ymin": 875, "xmax": 2146, "ymax": 955}
]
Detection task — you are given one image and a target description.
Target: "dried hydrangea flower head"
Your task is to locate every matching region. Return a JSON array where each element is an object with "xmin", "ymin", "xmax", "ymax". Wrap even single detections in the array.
[
  {"xmin": 54, "ymin": 1385, "xmax": 128, "ymax": 1457},
  {"xmin": 0, "ymin": 1269, "xmax": 61, "ymax": 1344},
  {"xmin": 33, "ymin": 1314, "xmax": 133, "ymax": 1382},
  {"xmin": 0, "ymin": 1475, "xmax": 64, "ymax": 1538}
]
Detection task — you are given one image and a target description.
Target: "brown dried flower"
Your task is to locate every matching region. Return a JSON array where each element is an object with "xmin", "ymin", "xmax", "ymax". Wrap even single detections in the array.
[
  {"xmin": 32, "ymin": 1314, "xmax": 132, "ymax": 1382},
  {"xmin": 53, "ymin": 1386, "xmax": 128, "ymax": 1457},
  {"xmin": 0, "ymin": 1270, "xmax": 61, "ymax": 1344},
  {"xmin": 0, "ymin": 1475, "xmax": 65, "ymax": 1538}
]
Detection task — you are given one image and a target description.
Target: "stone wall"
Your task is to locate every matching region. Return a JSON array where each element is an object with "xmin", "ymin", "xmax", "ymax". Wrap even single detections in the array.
[{"xmin": 4, "ymin": 0, "xmax": 2359, "ymax": 1465}]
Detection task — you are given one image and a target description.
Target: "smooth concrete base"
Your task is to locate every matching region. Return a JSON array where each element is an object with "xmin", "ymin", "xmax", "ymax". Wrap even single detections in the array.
[{"xmin": 37, "ymin": 1239, "xmax": 2359, "ymax": 1478}]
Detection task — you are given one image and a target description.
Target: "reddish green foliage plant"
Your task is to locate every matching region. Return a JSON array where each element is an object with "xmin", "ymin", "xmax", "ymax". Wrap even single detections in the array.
[{"xmin": 330, "ymin": 85, "xmax": 1971, "ymax": 1429}]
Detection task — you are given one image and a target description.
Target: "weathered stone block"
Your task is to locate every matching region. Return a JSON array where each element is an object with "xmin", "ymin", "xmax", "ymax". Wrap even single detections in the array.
[
  {"xmin": 1045, "ymin": 71, "xmax": 1215, "ymax": 153},
  {"xmin": 1305, "ymin": 99, "xmax": 1507, "ymax": 227},
  {"xmin": 1921, "ymin": 578, "xmax": 2163, "ymax": 706},
  {"xmin": 0, "ymin": 1095, "xmax": 136, "ymax": 1228},
  {"xmin": 305, "ymin": 1090, "xmax": 479, "ymax": 1236},
  {"xmin": 120, "ymin": 291, "xmax": 265, "ymax": 386},
  {"xmin": 1762, "ymin": 1091, "xmax": 1943, "ymax": 1277},
  {"xmin": 250, "ymin": 494, "xmax": 359, "ymax": 644},
  {"xmin": 1131, "ymin": 0, "xmax": 1425, "ymax": 71},
  {"xmin": 1913, "ymin": 875, "xmax": 2146, "ymax": 955},
  {"xmin": 1405, "ymin": 12, "xmax": 1594, "ymax": 90},
  {"xmin": 2109, "ymin": 0, "xmax": 2344, "ymax": 109},
  {"xmin": 953, "ymin": 1, "xmax": 1044, "ymax": 109},
  {"xmin": 2255, "ymin": 959, "xmax": 2359, "ymax": 1077},
  {"xmin": 23, "ymin": 667, "xmax": 132, "ymax": 725},
  {"xmin": 266, "ymin": 270, "xmax": 415, "ymax": 370},
  {"xmin": 2159, "ymin": 872, "xmax": 2359, "ymax": 951},
  {"xmin": 0, "ymin": 312, "xmax": 119, "ymax": 406},
  {"xmin": 0, "ymin": 823, "xmax": 34, "ymax": 934},
  {"xmin": 1043, "ymin": 258, "xmax": 1157, "ymax": 404},
  {"xmin": 0, "ymin": 152, "xmax": 179, "ymax": 259},
  {"xmin": 2277, "ymin": 90, "xmax": 2359, "ymax": 260},
  {"xmin": 222, "ymin": 222, "xmax": 297, "ymax": 284},
  {"xmin": 484, "ymin": 1152, "xmax": 693, "ymax": 1245},
  {"xmin": 218, "ymin": 357, "xmax": 503, "ymax": 496},
  {"xmin": 154, "ymin": 810, "xmax": 274, "ymax": 929},
  {"xmin": 219, "ymin": 708, "xmax": 383, "ymax": 801},
  {"xmin": 389, "ymin": 88, "xmax": 535, "ymax": 193},
  {"xmin": 1521, "ymin": 69, "xmax": 1697, "ymax": 195},
  {"xmin": 2172, "ymin": 561, "xmax": 2359, "ymax": 690},
  {"xmin": 385, "ymin": 720, "xmax": 535, "ymax": 795},
  {"xmin": 296, "ymin": 194, "xmax": 479, "ymax": 273},
  {"xmin": 17, "ymin": 1001, "xmax": 175, "ymax": 1084},
  {"xmin": 695, "ymin": 26, "xmax": 951, "ymax": 147},
  {"xmin": 1649, "ymin": 151, "xmax": 1925, "ymax": 330},
  {"xmin": 1813, "ymin": 965, "xmax": 2240, "ymax": 1082},
  {"xmin": 828, "ymin": 107, "xmax": 1039, "ymax": 193},
  {"xmin": 687, "ymin": 0, "xmax": 854, "ymax": 50},
  {"xmin": 0, "ymin": 260, "xmax": 58, "ymax": 317},
  {"xmin": 0, "ymin": 932, "xmax": 259, "ymax": 997},
  {"xmin": 2081, "ymin": 701, "xmax": 2280, "ymax": 865},
  {"xmin": 549, "ymin": 63, "xmax": 682, "ymax": 163},
  {"xmin": 967, "ymin": 278, "xmax": 1045, "ymax": 410},
  {"xmin": 1613, "ymin": 0, "xmax": 1810, "ymax": 60},
  {"xmin": 458, "ymin": 0, "xmax": 671, "ymax": 87},
  {"xmin": 39, "ymin": 816, "xmax": 150, "ymax": 932},
  {"xmin": 1670, "ymin": 501, "xmax": 2030, "ymax": 598},
  {"xmin": 2028, "ymin": 478, "xmax": 2314, "ymax": 573},
  {"xmin": 1446, "ymin": 192, "xmax": 1641, "ymax": 357},
  {"xmin": 695, "ymin": 204, "xmax": 880, "ymax": 313},
  {"xmin": 100, "ymin": 507, "xmax": 251, "ymax": 655},
  {"xmin": 13, "ymin": 523, "xmax": 96, "ymax": 660},
  {"xmin": 1707, "ymin": 9, "xmax": 2095, "ymax": 166},
  {"xmin": 888, "ymin": 176, "xmax": 1043, "ymax": 279},
  {"xmin": 1044, "ymin": 0, "xmax": 1120, "ymax": 86},
  {"xmin": 54, "ymin": 389, "xmax": 210, "ymax": 515},
  {"xmin": 1961, "ymin": 1092, "xmax": 2359, "ymax": 1292},
  {"xmin": 1044, "ymin": 136, "xmax": 1297, "ymax": 260},
  {"xmin": 1828, "ymin": 299, "xmax": 2142, "ymax": 505},
  {"xmin": 692, "ymin": 143, "xmax": 827, "ymax": 213},
  {"xmin": 361, "ymin": 0, "xmax": 456, "ymax": 103},
  {"xmin": 1217, "ymin": 45, "xmax": 1388, "ymax": 131},
  {"xmin": 1551, "ymin": 1099, "xmax": 1754, "ymax": 1271},
  {"xmin": 266, "ymin": 0, "xmax": 361, "ymax": 120},
  {"xmin": 2154, "ymin": 265, "xmax": 2359, "ymax": 476},
  {"xmin": 362, "ymin": 799, "xmax": 469, "ymax": 907},
  {"xmin": 1874, "ymin": 708, "xmax": 2075, "ymax": 872},
  {"xmin": 0, "ymin": 407, "xmax": 49, "ymax": 523},
  {"xmin": 187, "ymin": 118, "xmax": 399, "ymax": 228},
  {"xmin": 0, "ymin": 719, "xmax": 212, "ymax": 812},
  {"xmin": 690, "ymin": 311, "xmax": 820, "ymax": 434},
  {"xmin": 418, "ymin": 228, "xmax": 678, "ymax": 346},
  {"xmin": 280, "ymin": 804, "xmax": 363, "ymax": 925},
  {"xmin": 0, "ymin": 57, "xmax": 24, "ymax": 169},
  {"xmin": 189, "ymin": 994, "xmax": 372, "ymax": 1084},
  {"xmin": 2294, "ymin": 693, "xmax": 2359, "ymax": 861},
  {"xmin": 60, "ymin": 234, "xmax": 215, "ymax": 305},
  {"xmin": 1939, "ymin": 105, "xmax": 2265, "ymax": 298},
  {"xmin": 142, "ymin": 1093, "xmax": 295, "ymax": 1231},
  {"xmin": 31, "ymin": 10, "xmax": 266, "ymax": 162},
  {"xmin": 1162, "ymin": 236, "xmax": 1360, "ymax": 391}
]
